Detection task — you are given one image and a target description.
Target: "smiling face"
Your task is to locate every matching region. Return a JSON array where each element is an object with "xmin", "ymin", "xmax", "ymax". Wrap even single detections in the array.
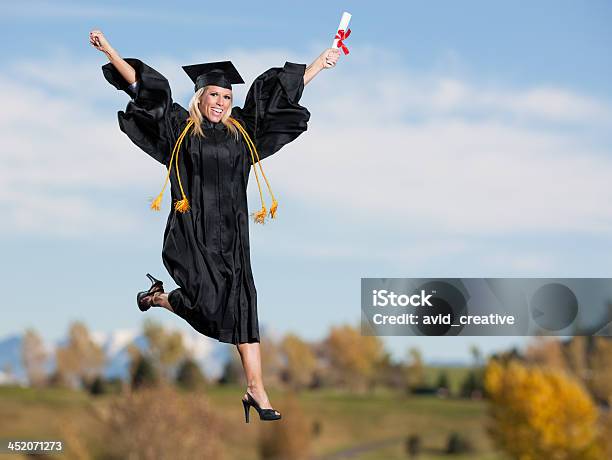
[{"xmin": 199, "ymin": 85, "xmax": 232, "ymax": 123}]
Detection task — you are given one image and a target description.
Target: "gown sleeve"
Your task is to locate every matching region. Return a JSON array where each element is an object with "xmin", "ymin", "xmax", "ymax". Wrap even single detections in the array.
[
  {"xmin": 232, "ymin": 62, "xmax": 311, "ymax": 161},
  {"xmin": 102, "ymin": 58, "xmax": 187, "ymax": 166}
]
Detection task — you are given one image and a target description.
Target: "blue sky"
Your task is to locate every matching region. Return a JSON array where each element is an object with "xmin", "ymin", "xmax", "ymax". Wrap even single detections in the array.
[{"xmin": 1, "ymin": 0, "xmax": 611, "ymax": 363}]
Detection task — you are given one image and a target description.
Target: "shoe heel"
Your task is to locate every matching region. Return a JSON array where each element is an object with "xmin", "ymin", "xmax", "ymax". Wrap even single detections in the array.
[
  {"xmin": 146, "ymin": 273, "xmax": 161, "ymax": 285},
  {"xmin": 242, "ymin": 399, "xmax": 250, "ymax": 423}
]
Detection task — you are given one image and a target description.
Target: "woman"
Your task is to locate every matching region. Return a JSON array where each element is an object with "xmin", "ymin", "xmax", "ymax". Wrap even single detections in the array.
[{"xmin": 90, "ymin": 30, "xmax": 339, "ymax": 422}]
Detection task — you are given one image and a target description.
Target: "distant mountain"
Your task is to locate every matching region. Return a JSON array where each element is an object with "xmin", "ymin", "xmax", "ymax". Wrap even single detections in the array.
[{"xmin": 0, "ymin": 334, "xmax": 26, "ymax": 383}]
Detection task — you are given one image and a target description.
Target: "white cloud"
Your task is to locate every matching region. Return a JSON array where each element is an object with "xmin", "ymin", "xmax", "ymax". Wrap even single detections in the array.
[
  {"xmin": 475, "ymin": 85, "xmax": 611, "ymax": 123},
  {"xmin": 265, "ymin": 49, "xmax": 612, "ymax": 237},
  {"xmin": 273, "ymin": 118, "xmax": 612, "ymax": 234},
  {"xmin": 2, "ymin": 48, "xmax": 611, "ymax": 246},
  {"xmin": 0, "ymin": 71, "xmax": 163, "ymax": 237},
  {"xmin": 309, "ymin": 66, "xmax": 612, "ymax": 125}
]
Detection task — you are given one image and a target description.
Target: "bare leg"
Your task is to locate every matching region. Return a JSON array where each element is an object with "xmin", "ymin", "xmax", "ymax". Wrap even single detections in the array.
[{"xmin": 236, "ymin": 342, "xmax": 280, "ymax": 414}]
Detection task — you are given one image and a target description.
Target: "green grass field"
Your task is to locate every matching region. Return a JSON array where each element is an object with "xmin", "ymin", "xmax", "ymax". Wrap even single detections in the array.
[{"xmin": 0, "ymin": 382, "xmax": 507, "ymax": 460}]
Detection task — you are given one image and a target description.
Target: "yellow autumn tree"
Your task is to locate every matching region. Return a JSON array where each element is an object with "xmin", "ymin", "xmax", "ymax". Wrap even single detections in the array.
[
  {"xmin": 564, "ymin": 336, "xmax": 589, "ymax": 384},
  {"xmin": 323, "ymin": 324, "xmax": 385, "ymax": 392},
  {"xmin": 484, "ymin": 359, "xmax": 603, "ymax": 460},
  {"xmin": 524, "ymin": 337, "xmax": 567, "ymax": 371},
  {"xmin": 281, "ymin": 333, "xmax": 317, "ymax": 390},
  {"xmin": 404, "ymin": 347, "xmax": 425, "ymax": 391},
  {"xmin": 143, "ymin": 319, "xmax": 186, "ymax": 381},
  {"xmin": 55, "ymin": 321, "xmax": 105, "ymax": 388},
  {"xmin": 22, "ymin": 328, "xmax": 48, "ymax": 387}
]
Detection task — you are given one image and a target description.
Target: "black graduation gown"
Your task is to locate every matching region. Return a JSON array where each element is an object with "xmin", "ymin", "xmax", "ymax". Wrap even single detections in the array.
[{"xmin": 102, "ymin": 58, "xmax": 310, "ymax": 344}]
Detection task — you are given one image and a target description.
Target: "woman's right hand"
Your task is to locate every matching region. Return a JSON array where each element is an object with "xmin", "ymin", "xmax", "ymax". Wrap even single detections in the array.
[
  {"xmin": 90, "ymin": 30, "xmax": 136, "ymax": 84},
  {"xmin": 89, "ymin": 30, "xmax": 114, "ymax": 58}
]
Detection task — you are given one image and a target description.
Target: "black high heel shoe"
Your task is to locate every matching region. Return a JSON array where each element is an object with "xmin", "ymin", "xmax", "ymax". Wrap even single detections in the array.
[
  {"xmin": 136, "ymin": 273, "xmax": 164, "ymax": 312},
  {"xmin": 241, "ymin": 391, "xmax": 282, "ymax": 423}
]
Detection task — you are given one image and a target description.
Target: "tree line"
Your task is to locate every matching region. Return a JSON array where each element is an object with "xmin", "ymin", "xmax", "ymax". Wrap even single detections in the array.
[{"xmin": 18, "ymin": 320, "xmax": 485, "ymax": 396}]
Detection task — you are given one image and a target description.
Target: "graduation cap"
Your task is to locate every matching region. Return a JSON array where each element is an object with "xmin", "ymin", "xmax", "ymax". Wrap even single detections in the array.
[{"xmin": 182, "ymin": 61, "xmax": 245, "ymax": 92}]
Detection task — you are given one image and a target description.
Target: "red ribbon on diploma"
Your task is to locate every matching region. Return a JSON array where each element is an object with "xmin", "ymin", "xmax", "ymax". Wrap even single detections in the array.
[{"xmin": 334, "ymin": 28, "xmax": 351, "ymax": 55}]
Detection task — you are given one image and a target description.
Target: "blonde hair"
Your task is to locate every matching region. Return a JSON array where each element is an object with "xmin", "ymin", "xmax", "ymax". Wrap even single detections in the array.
[{"xmin": 187, "ymin": 86, "xmax": 239, "ymax": 141}]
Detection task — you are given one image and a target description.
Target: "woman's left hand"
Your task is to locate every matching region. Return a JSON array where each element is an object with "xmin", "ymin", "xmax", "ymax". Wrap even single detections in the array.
[{"xmin": 320, "ymin": 48, "xmax": 340, "ymax": 69}]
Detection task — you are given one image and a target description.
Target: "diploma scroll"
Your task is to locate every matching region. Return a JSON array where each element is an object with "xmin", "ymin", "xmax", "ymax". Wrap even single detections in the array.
[{"xmin": 332, "ymin": 11, "xmax": 352, "ymax": 52}]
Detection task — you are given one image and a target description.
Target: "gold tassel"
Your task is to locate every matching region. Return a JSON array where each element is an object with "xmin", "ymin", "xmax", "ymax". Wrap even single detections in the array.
[
  {"xmin": 253, "ymin": 207, "xmax": 267, "ymax": 224},
  {"xmin": 227, "ymin": 118, "xmax": 280, "ymax": 225},
  {"xmin": 174, "ymin": 198, "xmax": 190, "ymax": 213},
  {"xmin": 150, "ymin": 120, "xmax": 194, "ymax": 212},
  {"xmin": 150, "ymin": 193, "xmax": 163, "ymax": 211},
  {"xmin": 154, "ymin": 118, "xmax": 279, "ymax": 222},
  {"xmin": 269, "ymin": 199, "xmax": 278, "ymax": 218}
]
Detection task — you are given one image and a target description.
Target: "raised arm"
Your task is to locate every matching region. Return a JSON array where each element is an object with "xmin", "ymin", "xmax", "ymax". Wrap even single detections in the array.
[
  {"xmin": 304, "ymin": 48, "xmax": 340, "ymax": 86},
  {"xmin": 90, "ymin": 30, "xmax": 136, "ymax": 85},
  {"xmin": 90, "ymin": 29, "xmax": 187, "ymax": 166}
]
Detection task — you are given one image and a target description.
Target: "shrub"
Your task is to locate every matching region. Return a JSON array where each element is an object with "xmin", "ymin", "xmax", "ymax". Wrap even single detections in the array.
[
  {"xmin": 258, "ymin": 393, "xmax": 311, "ymax": 460},
  {"xmin": 175, "ymin": 358, "xmax": 206, "ymax": 391},
  {"xmin": 405, "ymin": 434, "xmax": 421, "ymax": 458},
  {"xmin": 101, "ymin": 385, "xmax": 224, "ymax": 459},
  {"xmin": 131, "ymin": 355, "xmax": 159, "ymax": 390},
  {"xmin": 446, "ymin": 432, "xmax": 474, "ymax": 454}
]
